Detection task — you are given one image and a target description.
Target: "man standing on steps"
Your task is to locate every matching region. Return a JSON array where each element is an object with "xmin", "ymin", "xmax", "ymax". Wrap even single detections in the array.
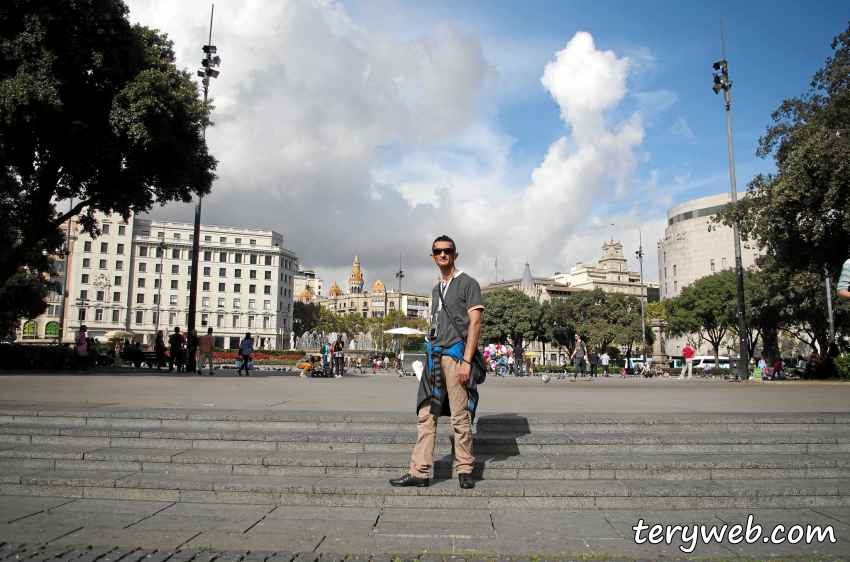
[
  {"xmin": 570, "ymin": 333, "xmax": 589, "ymax": 382},
  {"xmin": 390, "ymin": 235, "xmax": 484, "ymax": 491},
  {"xmin": 680, "ymin": 342, "xmax": 695, "ymax": 379}
]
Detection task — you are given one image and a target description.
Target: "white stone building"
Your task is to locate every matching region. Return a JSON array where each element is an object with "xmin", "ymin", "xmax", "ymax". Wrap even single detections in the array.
[
  {"xmin": 550, "ymin": 240, "xmax": 659, "ymax": 299},
  {"xmin": 58, "ymin": 213, "xmax": 298, "ymax": 350},
  {"xmin": 294, "ymin": 270, "xmax": 323, "ymax": 301},
  {"xmin": 657, "ymin": 192, "xmax": 763, "ymax": 356}
]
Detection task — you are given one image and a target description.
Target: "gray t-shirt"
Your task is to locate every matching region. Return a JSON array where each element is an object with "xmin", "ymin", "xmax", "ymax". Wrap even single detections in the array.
[
  {"xmin": 574, "ymin": 340, "xmax": 586, "ymax": 359},
  {"xmin": 430, "ymin": 272, "xmax": 484, "ymax": 349}
]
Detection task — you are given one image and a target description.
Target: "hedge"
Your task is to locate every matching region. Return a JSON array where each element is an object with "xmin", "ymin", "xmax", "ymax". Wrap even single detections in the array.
[
  {"xmin": 834, "ymin": 355, "xmax": 850, "ymax": 379},
  {"xmin": 0, "ymin": 344, "xmax": 77, "ymax": 370}
]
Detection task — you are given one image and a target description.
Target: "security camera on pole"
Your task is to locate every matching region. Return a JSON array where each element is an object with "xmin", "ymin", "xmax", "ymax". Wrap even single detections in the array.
[{"xmin": 712, "ymin": 20, "xmax": 750, "ymax": 380}]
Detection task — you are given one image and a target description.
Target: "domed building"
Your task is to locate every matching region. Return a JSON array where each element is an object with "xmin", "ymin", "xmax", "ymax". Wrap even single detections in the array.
[
  {"xmin": 313, "ymin": 255, "xmax": 431, "ymax": 319},
  {"xmin": 298, "ymin": 288, "xmax": 312, "ymax": 302}
]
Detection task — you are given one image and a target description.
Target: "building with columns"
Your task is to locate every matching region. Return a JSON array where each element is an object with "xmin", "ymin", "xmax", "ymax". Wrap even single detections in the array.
[{"xmin": 19, "ymin": 212, "xmax": 300, "ymax": 350}]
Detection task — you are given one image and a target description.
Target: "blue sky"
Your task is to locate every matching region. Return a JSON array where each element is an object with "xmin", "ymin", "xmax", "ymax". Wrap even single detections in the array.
[
  {"xmin": 134, "ymin": 0, "xmax": 848, "ymax": 291},
  {"xmin": 375, "ymin": 0, "xmax": 846, "ymax": 207}
]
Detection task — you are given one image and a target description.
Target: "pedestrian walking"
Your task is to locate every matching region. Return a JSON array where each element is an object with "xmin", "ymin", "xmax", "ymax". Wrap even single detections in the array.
[
  {"xmin": 168, "ymin": 327, "xmax": 185, "ymax": 373},
  {"xmin": 154, "ymin": 330, "xmax": 167, "ymax": 370},
  {"xmin": 332, "ymin": 334, "xmax": 345, "ymax": 378},
  {"xmin": 600, "ymin": 350, "xmax": 610, "ymax": 376},
  {"xmin": 186, "ymin": 329, "xmax": 199, "ymax": 373},
  {"xmin": 507, "ymin": 352, "xmax": 515, "ymax": 375},
  {"xmin": 570, "ymin": 333, "xmax": 589, "ymax": 382},
  {"xmin": 589, "ymin": 349, "xmax": 599, "ymax": 377},
  {"xmin": 390, "ymin": 235, "xmax": 484, "ymax": 490},
  {"xmin": 679, "ymin": 343, "xmax": 695, "ymax": 379},
  {"xmin": 236, "ymin": 332, "xmax": 253, "ymax": 376},
  {"xmin": 75, "ymin": 325, "xmax": 90, "ymax": 373},
  {"xmin": 198, "ymin": 327, "xmax": 215, "ymax": 376}
]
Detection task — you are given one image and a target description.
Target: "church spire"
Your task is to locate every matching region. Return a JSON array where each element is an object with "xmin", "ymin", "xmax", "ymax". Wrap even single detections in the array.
[{"xmin": 348, "ymin": 254, "xmax": 364, "ymax": 293}]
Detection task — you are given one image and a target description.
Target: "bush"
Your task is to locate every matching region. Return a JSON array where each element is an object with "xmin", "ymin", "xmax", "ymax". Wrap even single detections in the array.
[
  {"xmin": 0, "ymin": 344, "xmax": 77, "ymax": 370},
  {"xmin": 834, "ymin": 355, "xmax": 850, "ymax": 379},
  {"xmin": 535, "ymin": 365, "xmax": 574, "ymax": 373}
]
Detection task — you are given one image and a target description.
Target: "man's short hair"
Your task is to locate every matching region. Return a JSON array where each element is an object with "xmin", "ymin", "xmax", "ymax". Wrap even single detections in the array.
[
  {"xmin": 207, "ymin": 328, "xmax": 213, "ymax": 334},
  {"xmin": 432, "ymin": 235, "xmax": 455, "ymax": 251}
]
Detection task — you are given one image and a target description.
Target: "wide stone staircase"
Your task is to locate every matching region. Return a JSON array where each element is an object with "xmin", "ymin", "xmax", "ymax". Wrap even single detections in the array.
[{"xmin": 2, "ymin": 407, "xmax": 850, "ymax": 509}]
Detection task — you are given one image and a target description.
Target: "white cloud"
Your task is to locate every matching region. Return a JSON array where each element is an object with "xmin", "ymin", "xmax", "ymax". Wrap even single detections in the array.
[{"xmin": 129, "ymin": 1, "xmax": 651, "ymax": 291}]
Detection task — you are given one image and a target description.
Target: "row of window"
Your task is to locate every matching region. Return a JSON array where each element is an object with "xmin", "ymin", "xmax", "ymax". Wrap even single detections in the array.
[
  {"xmin": 77, "ymin": 309, "xmax": 286, "ymax": 331},
  {"xmin": 134, "ymin": 294, "xmax": 273, "ymax": 309},
  {"xmin": 81, "ymin": 259, "xmax": 124, "ymax": 270},
  {"xmin": 82, "ymin": 241, "xmax": 126, "ymax": 254},
  {"xmin": 140, "ymin": 231, "xmax": 258, "ymax": 246}
]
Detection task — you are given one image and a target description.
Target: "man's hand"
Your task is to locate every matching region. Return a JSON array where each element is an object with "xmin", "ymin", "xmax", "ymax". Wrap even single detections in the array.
[{"xmin": 457, "ymin": 360, "xmax": 471, "ymax": 384}]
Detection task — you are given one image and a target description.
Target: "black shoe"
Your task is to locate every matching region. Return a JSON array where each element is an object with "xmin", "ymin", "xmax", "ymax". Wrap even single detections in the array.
[
  {"xmin": 458, "ymin": 473, "xmax": 475, "ymax": 489},
  {"xmin": 389, "ymin": 473, "xmax": 429, "ymax": 487}
]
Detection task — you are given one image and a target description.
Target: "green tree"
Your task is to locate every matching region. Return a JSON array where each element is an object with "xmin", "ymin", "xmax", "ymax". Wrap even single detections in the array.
[
  {"xmin": 292, "ymin": 301, "xmax": 322, "ymax": 336},
  {"xmin": 543, "ymin": 289, "xmax": 652, "ymax": 357},
  {"xmin": 480, "ymin": 289, "xmax": 541, "ymax": 346},
  {"xmin": 315, "ymin": 307, "xmax": 340, "ymax": 335},
  {"xmin": 666, "ymin": 271, "xmax": 737, "ymax": 364},
  {"xmin": 0, "ymin": 270, "xmax": 59, "ymax": 339},
  {"xmin": 716, "ymin": 23, "xmax": 850, "ymax": 281},
  {"xmin": 644, "ymin": 301, "xmax": 667, "ymax": 321},
  {"xmin": 0, "ymin": 0, "xmax": 216, "ymax": 299}
]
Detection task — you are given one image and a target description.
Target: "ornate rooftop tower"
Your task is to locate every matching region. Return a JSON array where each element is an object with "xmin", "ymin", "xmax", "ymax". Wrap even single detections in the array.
[{"xmin": 348, "ymin": 254, "xmax": 364, "ymax": 294}]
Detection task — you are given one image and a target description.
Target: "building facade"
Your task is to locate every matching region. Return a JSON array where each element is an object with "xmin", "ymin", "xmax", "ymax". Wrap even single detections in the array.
[
  {"xmin": 657, "ymin": 193, "xmax": 760, "ymax": 300},
  {"xmin": 29, "ymin": 213, "xmax": 299, "ymax": 350},
  {"xmin": 657, "ymin": 193, "xmax": 763, "ymax": 356},
  {"xmin": 550, "ymin": 240, "xmax": 659, "ymax": 300},
  {"xmin": 311, "ymin": 256, "xmax": 431, "ymax": 319},
  {"xmin": 294, "ymin": 270, "xmax": 323, "ymax": 301}
]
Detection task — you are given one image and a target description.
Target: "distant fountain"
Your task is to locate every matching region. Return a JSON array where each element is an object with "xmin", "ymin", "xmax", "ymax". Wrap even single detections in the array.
[
  {"xmin": 295, "ymin": 330, "xmax": 373, "ymax": 351},
  {"xmin": 349, "ymin": 332, "xmax": 373, "ymax": 350}
]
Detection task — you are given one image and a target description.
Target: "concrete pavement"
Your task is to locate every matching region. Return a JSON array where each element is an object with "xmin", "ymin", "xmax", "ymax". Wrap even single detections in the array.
[{"xmin": 1, "ymin": 369, "xmax": 849, "ymax": 413}]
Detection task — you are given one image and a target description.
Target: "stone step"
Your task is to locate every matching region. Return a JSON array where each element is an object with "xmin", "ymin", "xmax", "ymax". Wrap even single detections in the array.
[
  {"xmin": 3, "ymin": 409, "xmax": 850, "ymax": 434},
  {"xmin": 1, "ymin": 466, "xmax": 849, "ymax": 509},
  {"xmin": 2, "ymin": 423, "xmax": 850, "ymax": 455},
  {"xmin": 1, "ymin": 445, "xmax": 848, "ymax": 480}
]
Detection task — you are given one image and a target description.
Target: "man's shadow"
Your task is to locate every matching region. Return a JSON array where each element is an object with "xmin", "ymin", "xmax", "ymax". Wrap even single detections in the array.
[{"xmin": 434, "ymin": 413, "xmax": 531, "ymax": 481}]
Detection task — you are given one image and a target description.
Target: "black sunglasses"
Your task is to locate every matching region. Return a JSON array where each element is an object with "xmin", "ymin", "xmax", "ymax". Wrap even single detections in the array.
[{"xmin": 432, "ymin": 247, "xmax": 455, "ymax": 255}]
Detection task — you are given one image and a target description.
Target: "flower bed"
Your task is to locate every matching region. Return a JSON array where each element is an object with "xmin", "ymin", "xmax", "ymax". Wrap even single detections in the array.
[{"xmin": 212, "ymin": 351, "xmax": 301, "ymax": 365}]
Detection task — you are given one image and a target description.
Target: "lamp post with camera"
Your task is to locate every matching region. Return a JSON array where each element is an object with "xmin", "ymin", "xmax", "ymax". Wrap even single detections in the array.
[
  {"xmin": 712, "ymin": 21, "xmax": 749, "ymax": 380},
  {"xmin": 188, "ymin": 5, "xmax": 220, "ymax": 337}
]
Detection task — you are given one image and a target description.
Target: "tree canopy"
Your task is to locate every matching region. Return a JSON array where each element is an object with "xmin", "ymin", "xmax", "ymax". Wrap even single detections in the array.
[
  {"xmin": 666, "ymin": 271, "xmax": 737, "ymax": 363},
  {"xmin": 0, "ymin": 0, "xmax": 216, "ymax": 304},
  {"xmin": 480, "ymin": 289, "xmax": 542, "ymax": 346},
  {"xmin": 716, "ymin": 22, "xmax": 850, "ymax": 280}
]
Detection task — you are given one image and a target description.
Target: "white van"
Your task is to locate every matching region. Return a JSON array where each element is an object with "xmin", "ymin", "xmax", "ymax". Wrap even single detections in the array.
[{"xmin": 691, "ymin": 355, "xmax": 730, "ymax": 369}]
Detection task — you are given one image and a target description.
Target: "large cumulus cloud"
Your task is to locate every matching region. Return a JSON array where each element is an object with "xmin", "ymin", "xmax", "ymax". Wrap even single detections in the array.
[{"xmin": 129, "ymin": 0, "xmax": 653, "ymax": 292}]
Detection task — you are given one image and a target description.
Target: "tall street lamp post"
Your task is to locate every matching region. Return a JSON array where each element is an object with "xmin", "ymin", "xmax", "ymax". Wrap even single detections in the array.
[
  {"xmin": 188, "ymin": 5, "xmax": 220, "ymax": 337},
  {"xmin": 154, "ymin": 241, "xmax": 167, "ymax": 336},
  {"xmin": 395, "ymin": 254, "xmax": 404, "ymax": 329},
  {"xmin": 636, "ymin": 229, "xmax": 646, "ymax": 362},
  {"xmin": 713, "ymin": 21, "xmax": 750, "ymax": 380}
]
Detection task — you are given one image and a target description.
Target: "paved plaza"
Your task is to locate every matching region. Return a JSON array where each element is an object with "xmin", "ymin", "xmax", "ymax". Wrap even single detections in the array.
[{"xmin": 1, "ymin": 370, "xmax": 850, "ymax": 560}]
